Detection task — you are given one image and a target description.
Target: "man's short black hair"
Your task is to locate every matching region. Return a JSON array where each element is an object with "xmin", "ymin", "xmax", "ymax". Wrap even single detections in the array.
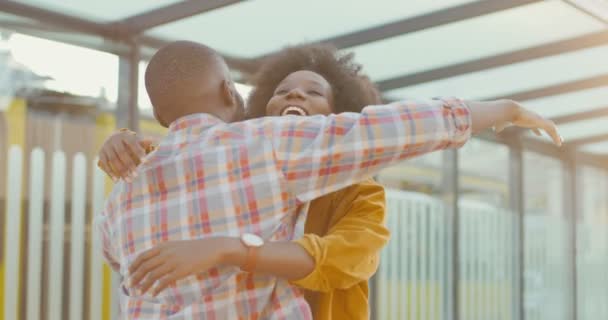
[{"xmin": 145, "ymin": 41, "xmax": 223, "ymax": 111}]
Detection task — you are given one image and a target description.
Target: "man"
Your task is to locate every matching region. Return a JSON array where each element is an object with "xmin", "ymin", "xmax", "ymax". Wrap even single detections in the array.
[{"xmin": 98, "ymin": 41, "xmax": 560, "ymax": 319}]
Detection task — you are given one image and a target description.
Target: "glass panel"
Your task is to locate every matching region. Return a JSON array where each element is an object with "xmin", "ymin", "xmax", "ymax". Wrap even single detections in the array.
[
  {"xmin": 581, "ymin": 140, "xmax": 608, "ymax": 154},
  {"xmin": 522, "ymin": 86, "xmax": 608, "ymax": 119},
  {"xmin": 12, "ymin": 0, "xmax": 182, "ymax": 21},
  {"xmin": 570, "ymin": 0, "xmax": 608, "ymax": 20},
  {"xmin": 4, "ymin": 32, "xmax": 119, "ymax": 102},
  {"xmin": 352, "ymin": 0, "xmax": 603, "ymax": 82},
  {"xmin": 148, "ymin": 0, "xmax": 477, "ymax": 57},
  {"xmin": 376, "ymin": 153, "xmax": 449, "ymax": 319},
  {"xmin": 523, "ymin": 152, "xmax": 570, "ymax": 320},
  {"xmin": 577, "ymin": 166, "xmax": 608, "ymax": 320},
  {"xmin": 378, "ymin": 152, "xmax": 442, "ymax": 194},
  {"xmin": 527, "ymin": 117, "xmax": 608, "ymax": 141},
  {"xmin": 384, "ymin": 44, "xmax": 608, "ymax": 100},
  {"xmin": 458, "ymin": 139, "xmax": 516, "ymax": 319},
  {"xmin": 459, "ymin": 139, "xmax": 510, "ymax": 207}
]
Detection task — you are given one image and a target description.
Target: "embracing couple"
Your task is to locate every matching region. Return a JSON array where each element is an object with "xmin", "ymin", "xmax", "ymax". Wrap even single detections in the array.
[{"xmin": 96, "ymin": 40, "xmax": 561, "ymax": 319}]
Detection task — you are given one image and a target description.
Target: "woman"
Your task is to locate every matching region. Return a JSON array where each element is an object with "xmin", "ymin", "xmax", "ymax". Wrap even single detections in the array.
[{"xmin": 98, "ymin": 44, "xmax": 389, "ymax": 320}]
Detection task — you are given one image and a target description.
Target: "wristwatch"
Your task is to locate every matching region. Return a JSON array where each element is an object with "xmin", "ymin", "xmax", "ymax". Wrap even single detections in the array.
[{"xmin": 240, "ymin": 233, "xmax": 264, "ymax": 273}]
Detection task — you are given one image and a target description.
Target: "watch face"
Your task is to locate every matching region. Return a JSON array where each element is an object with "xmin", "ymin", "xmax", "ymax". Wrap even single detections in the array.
[{"xmin": 242, "ymin": 233, "xmax": 264, "ymax": 247}]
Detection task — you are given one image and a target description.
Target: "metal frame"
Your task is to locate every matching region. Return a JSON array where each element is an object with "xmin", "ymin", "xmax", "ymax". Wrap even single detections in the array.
[
  {"xmin": 317, "ymin": 0, "xmax": 542, "ymax": 49},
  {"xmin": 0, "ymin": 19, "xmax": 132, "ymax": 55},
  {"xmin": 110, "ymin": 0, "xmax": 243, "ymax": 36},
  {"xmin": 136, "ymin": 35, "xmax": 264, "ymax": 77},
  {"xmin": 486, "ymin": 74, "xmax": 608, "ymax": 101},
  {"xmin": 0, "ymin": 0, "xmax": 120, "ymax": 38},
  {"xmin": 369, "ymin": 273, "xmax": 378, "ymax": 319},
  {"xmin": 0, "ymin": 1, "xmax": 256, "ymax": 70},
  {"xmin": 508, "ymin": 139, "xmax": 524, "ymax": 320},
  {"xmin": 479, "ymin": 130, "xmax": 607, "ymax": 166},
  {"xmin": 377, "ymin": 30, "xmax": 608, "ymax": 91},
  {"xmin": 569, "ymin": 133, "xmax": 608, "ymax": 147},
  {"xmin": 0, "ymin": 0, "xmax": 245, "ymax": 41},
  {"xmin": 564, "ymin": 154, "xmax": 580, "ymax": 320},
  {"xmin": 116, "ymin": 43, "xmax": 140, "ymax": 131},
  {"xmin": 552, "ymin": 106, "xmax": 608, "ymax": 125},
  {"xmin": 441, "ymin": 149, "xmax": 460, "ymax": 320},
  {"xmin": 564, "ymin": 0, "xmax": 608, "ymax": 25}
]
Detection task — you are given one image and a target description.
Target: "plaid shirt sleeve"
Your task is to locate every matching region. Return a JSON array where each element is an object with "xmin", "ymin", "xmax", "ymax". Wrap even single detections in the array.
[
  {"xmin": 267, "ymin": 97, "xmax": 471, "ymax": 202},
  {"xmin": 96, "ymin": 191, "xmax": 121, "ymax": 272}
]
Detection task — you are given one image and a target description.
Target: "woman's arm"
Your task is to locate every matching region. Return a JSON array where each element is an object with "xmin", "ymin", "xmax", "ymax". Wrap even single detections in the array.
[{"xmin": 289, "ymin": 179, "xmax": 388, "ymax": 292}]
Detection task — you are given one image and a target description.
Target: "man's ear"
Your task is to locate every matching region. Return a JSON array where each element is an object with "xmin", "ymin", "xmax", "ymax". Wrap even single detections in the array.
[{"xmin": 221, "ymin": 80, "xmax": 236, "ymax": 107}]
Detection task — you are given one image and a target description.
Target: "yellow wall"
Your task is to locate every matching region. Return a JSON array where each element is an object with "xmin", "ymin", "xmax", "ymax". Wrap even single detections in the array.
[
  {"xmin": 0, "ymin": 99, "xmax": 27, "ymax": 320},
  {"xmin": 95, "ymin": 112, "xmax": 116, "ymax": 320}
]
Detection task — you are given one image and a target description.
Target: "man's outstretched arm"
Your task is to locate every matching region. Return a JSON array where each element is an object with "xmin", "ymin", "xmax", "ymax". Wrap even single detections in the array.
[
  {"xmin": 266, "ymin": 98, "xmax": 560, "ymax": 203},
  {"xmin": 99, "ymin": 99, "xmax": 561, "ymax": 190}
]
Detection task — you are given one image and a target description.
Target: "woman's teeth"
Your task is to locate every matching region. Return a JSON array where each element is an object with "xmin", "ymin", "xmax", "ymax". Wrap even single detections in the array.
[{"xmin": 281, "ymin": 106, "xmax": 307, "ymax": 116}]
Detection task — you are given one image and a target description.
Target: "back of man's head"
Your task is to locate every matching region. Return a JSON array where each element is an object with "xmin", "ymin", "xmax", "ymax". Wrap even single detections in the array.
[{"xmin": 145, "ymin": 41, "xmax": 243, "ymax": 127}]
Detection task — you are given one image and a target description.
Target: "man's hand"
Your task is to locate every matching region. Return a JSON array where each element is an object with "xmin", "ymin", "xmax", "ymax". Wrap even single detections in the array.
[
  {"xmin": 468, "ymin": 99, "xmax": 563, "ymax": 146},
  {"xmin": 97, "ymin": 129, "xmax": 152, "ymax": 182},
  {"xmin": 494, "ymin": 100, "xmax": 562, "ymax": 146},
  {"xmin": 127, "ymin": 238, "xmax": 234, "ymax": 296}
]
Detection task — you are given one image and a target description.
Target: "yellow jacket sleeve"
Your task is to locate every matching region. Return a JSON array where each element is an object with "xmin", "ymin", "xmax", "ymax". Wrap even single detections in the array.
[{"xmin": 291, "ymin": 180, "xmax": 390, "ymax": 292}]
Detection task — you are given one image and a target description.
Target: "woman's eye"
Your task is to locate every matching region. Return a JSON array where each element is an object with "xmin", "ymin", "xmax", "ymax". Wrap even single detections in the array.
[
  {"xmin": 308, "ymin": 91, "xmax": 322, "ymax": 96},
  {"xmin": 275, "ymin": 90, "xmax": 288, "ymax": 95}
]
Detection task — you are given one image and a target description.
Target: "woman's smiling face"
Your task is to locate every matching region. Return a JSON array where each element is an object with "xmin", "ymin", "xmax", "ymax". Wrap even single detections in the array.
[{"xmin": 265, "ymin": 70, "xmax": 334, "ymax": 117}]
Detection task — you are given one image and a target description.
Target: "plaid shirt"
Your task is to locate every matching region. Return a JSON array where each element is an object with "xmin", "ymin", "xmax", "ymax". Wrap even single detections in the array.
[{"xmin": 98, "ymin": 98, "xmax": 471, "ymax": 319}]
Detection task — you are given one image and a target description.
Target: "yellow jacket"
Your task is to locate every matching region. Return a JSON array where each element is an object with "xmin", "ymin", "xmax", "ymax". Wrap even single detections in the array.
[{"xmin": 292, "ymin": 179, "xmax": 389, "ymax": 319}]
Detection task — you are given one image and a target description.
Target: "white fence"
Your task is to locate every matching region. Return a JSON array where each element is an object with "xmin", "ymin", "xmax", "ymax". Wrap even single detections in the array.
[{"xmin": 2, "ymin": 146, "xmax": 119, "ymax": 320}]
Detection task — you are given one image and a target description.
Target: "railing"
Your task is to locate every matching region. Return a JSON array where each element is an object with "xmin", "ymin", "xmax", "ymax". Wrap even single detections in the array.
[
  {"xmin": 1, "ymin": 145, "xmax": 607, "ymax": 320},
  {"xmin": 378, "ymin": 190, "xmax": 608, "ymax": 320},
  {"xmin": 377, "ymin": 190, "xmax": 516, "ymax": 320}
]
